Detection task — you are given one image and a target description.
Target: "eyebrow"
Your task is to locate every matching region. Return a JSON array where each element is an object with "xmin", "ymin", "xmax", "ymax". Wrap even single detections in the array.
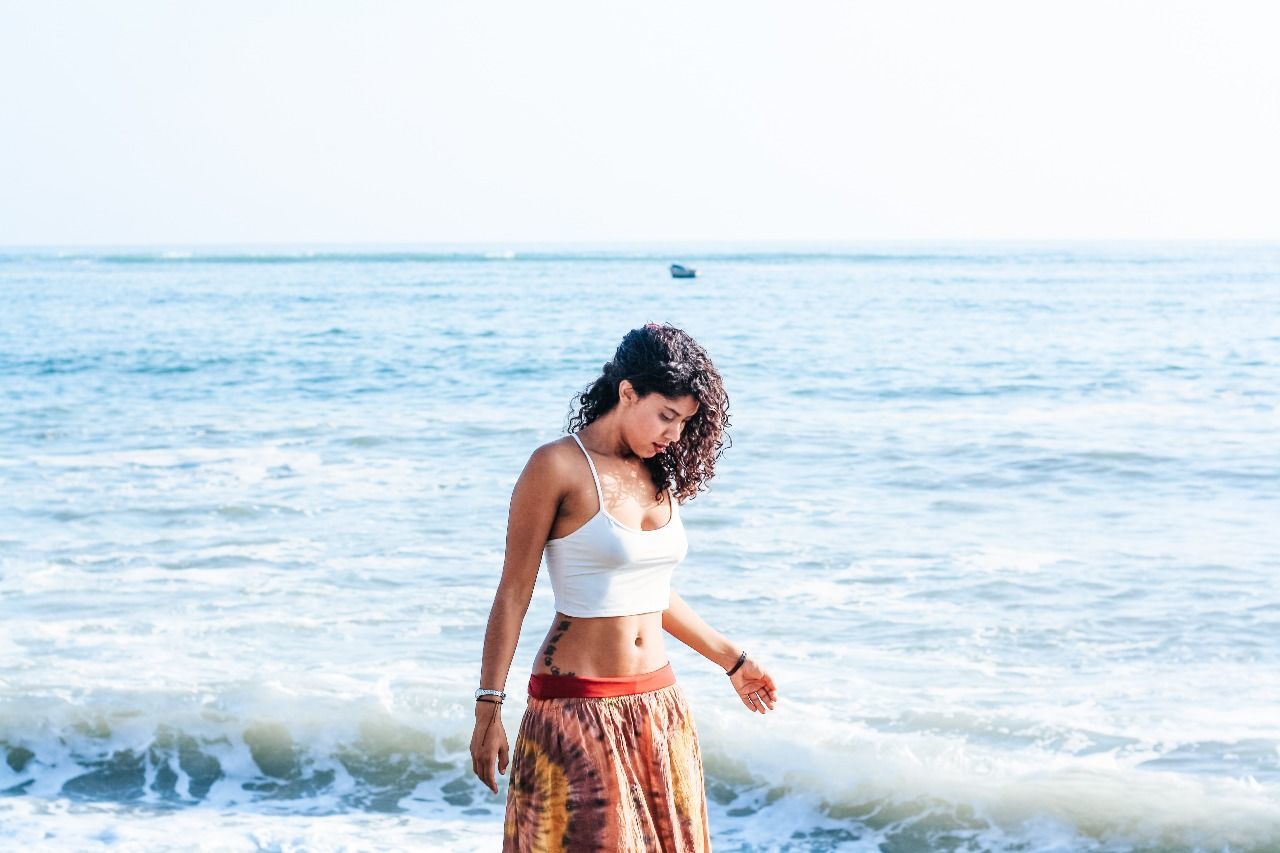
[{"xmin": 664, "ymin": 406, "xmax": 694, "ymax": 419}]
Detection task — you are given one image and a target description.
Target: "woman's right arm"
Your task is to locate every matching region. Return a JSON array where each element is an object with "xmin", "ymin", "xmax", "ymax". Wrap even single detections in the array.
[{"xmin": 471, "ymin": 443, "xmax": 563, "ymax": 794}]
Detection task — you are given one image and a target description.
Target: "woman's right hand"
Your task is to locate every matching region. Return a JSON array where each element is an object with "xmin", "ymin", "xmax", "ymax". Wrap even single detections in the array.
[{"xmin": 470, "ymin": 701, "xmax": 510, "ymax": 795}]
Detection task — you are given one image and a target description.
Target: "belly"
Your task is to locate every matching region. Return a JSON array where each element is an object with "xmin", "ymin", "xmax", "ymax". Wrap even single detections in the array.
[{"xmin": 531, "ymin": 610, "xmax": 667, "ymax": 677}]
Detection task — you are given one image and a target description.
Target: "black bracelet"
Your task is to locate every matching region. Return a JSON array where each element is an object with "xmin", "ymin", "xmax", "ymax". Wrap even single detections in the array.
[{"xmin": 725, "ymin": 650, "xmax": 747, "ymax": 676}]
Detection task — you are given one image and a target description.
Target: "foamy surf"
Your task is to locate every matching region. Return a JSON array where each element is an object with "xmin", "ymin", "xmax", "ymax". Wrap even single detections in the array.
[{"xmin": 2, "ymin": 685, "xmax": 1279, "ymax": 850}]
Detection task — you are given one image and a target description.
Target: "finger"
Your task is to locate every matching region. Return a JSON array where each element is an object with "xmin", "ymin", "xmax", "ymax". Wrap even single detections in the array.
[
  {"xmin": 499, "ymin": 748, "xmax": 509, "ymax": 775},
  {"xmin": 754, "ymin": 674, "xmax": 777, "ymax": 702}
]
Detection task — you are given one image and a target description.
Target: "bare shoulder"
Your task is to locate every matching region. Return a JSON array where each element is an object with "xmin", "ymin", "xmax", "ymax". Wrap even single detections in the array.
[
  {"xmin": 527, "ymin": 434, "xmax": 576, "ymax": 467},
  {"xmin": 517, "ymin": 435, "xmax": 577, "ymax": 492}
]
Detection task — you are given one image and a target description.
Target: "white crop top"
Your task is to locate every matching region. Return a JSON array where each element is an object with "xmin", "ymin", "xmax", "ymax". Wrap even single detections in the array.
[{"xmin": 543, "ymin": 432, "xmax": 688, "ymax": 617}]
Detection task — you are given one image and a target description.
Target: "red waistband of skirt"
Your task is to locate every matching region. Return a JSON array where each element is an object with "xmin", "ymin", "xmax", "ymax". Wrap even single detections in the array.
[{"xmin": 527, "ymin": 662, "xmax": 676, "ymax": 699}]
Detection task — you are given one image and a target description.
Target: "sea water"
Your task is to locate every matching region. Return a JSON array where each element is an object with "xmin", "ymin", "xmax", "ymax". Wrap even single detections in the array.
[{"xmin": 1, "ymin": 243, "xmax": 1278, "ymax": 851}]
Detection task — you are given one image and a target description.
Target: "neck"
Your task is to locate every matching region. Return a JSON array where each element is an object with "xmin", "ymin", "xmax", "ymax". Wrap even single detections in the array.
[{"xmin": 581, "ymin": 414, "xmax": 638, "ymax": 461}]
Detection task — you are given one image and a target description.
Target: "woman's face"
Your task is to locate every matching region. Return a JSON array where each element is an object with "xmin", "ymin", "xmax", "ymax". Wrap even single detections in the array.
[{"xmin": 620, "ymin": 381, "xmax": 699, "ymax": 457}]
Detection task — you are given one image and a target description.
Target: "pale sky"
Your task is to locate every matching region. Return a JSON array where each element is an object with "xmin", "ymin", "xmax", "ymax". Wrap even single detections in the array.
[{"xmin": 2, "ymin": 1, "xmax": 1278, "ymax": 244}]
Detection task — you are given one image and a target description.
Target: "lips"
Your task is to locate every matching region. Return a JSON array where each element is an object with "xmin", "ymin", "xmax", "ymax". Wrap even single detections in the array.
[{"xmin": 653, "ymin": 443, "xmax": 667, "ymax": 453}]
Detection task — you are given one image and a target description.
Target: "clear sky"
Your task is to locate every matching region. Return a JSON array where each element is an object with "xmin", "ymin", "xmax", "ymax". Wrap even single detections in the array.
[{"xmin": 2, "ymin": 1, "xmax": 1278, "ymax": 245}]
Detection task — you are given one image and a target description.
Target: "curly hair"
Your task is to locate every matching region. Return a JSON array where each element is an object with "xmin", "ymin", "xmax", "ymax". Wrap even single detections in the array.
[{"xmin": 566, "ymin": 322, "xmax": 731, "ymax": 503}]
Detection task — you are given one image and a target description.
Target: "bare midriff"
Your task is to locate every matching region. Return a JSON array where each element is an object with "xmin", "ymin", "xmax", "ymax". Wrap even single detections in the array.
[{"xmin": 531, "ymin": 610, "xmax": 668, "ymax": 677}]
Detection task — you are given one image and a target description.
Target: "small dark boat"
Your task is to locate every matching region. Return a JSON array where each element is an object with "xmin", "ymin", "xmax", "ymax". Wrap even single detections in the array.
[{"xmin": 669, "ymin": 263, "xmax": 697, "ymax": 279}]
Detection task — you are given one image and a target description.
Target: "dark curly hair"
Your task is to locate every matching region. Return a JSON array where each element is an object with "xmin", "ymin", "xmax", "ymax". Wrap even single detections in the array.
[{"xmin": 566, "ymin": 322, "xmax": 731, "ymax": 504}]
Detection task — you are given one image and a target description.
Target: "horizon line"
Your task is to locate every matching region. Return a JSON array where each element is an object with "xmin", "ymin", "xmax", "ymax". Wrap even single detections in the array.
[{"xmin": 3, "ymin": 237, "xmax": 1279, "ymax": 251}]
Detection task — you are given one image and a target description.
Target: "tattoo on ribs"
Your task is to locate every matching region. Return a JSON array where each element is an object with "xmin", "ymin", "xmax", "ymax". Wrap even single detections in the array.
[{"xmin": 543, "ymin": 618, "xmax": 575, "ymax": 675}]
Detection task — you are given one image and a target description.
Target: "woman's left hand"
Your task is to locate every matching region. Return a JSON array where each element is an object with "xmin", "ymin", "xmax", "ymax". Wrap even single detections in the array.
[{"xmin": 729, "ymin": 656, "xmax": 778, "ymax": 713}]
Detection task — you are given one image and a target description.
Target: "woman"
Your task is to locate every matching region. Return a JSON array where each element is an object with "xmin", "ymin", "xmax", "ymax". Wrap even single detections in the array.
[{"xmin": 470, "ymin": 322, "xmax": 779, "ymax": 851}]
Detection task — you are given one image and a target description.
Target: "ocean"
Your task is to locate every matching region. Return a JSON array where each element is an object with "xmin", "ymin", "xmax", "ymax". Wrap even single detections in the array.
[{"xmin": 1, "ymin": 243, "xmax": 1278, "ymax": 851}]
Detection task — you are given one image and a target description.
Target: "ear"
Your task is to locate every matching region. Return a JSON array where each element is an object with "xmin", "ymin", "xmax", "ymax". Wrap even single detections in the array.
[{"xmin": 618, "ymin": 379, "xmax": 635, "ymax": 405}]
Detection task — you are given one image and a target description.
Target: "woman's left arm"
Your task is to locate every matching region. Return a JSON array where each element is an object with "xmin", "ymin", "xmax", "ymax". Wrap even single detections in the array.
[{"xmin": 663, "ymin": 590, "xmax": 779, "ymax": 713}]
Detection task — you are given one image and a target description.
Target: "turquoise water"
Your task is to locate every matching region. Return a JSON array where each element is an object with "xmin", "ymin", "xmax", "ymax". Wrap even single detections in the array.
[{"xmin": 1, "ymin": 244, "xmax": 1278, "ymax": 851}]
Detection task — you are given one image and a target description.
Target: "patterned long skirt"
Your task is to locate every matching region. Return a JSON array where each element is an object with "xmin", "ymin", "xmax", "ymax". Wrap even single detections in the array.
[{"xmin": 502, "ymin": 662, "xmax": 712, "ymax": 851}]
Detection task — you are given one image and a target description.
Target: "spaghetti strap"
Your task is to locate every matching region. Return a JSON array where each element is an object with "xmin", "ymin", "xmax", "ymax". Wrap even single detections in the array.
[{"xmin": 570, "ymin": 433, "xmax": 606, "ymax": 509}]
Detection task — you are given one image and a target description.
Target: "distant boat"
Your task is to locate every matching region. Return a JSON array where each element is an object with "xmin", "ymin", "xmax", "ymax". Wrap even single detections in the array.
[{"xmin": 669, "ymin": 264, "xmax": 697, "ymax": 279}]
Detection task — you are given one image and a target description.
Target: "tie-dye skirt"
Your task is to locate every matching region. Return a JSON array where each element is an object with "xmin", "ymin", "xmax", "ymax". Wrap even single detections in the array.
[{"xmin": 502, "ymin": 662, "xmax": 712, "ymax": 851}]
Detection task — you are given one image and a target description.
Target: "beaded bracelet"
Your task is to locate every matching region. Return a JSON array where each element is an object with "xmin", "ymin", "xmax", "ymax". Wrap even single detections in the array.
[{"xmin": 725, "ymin": 650, "xmax": 747, "ymax": 676}]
